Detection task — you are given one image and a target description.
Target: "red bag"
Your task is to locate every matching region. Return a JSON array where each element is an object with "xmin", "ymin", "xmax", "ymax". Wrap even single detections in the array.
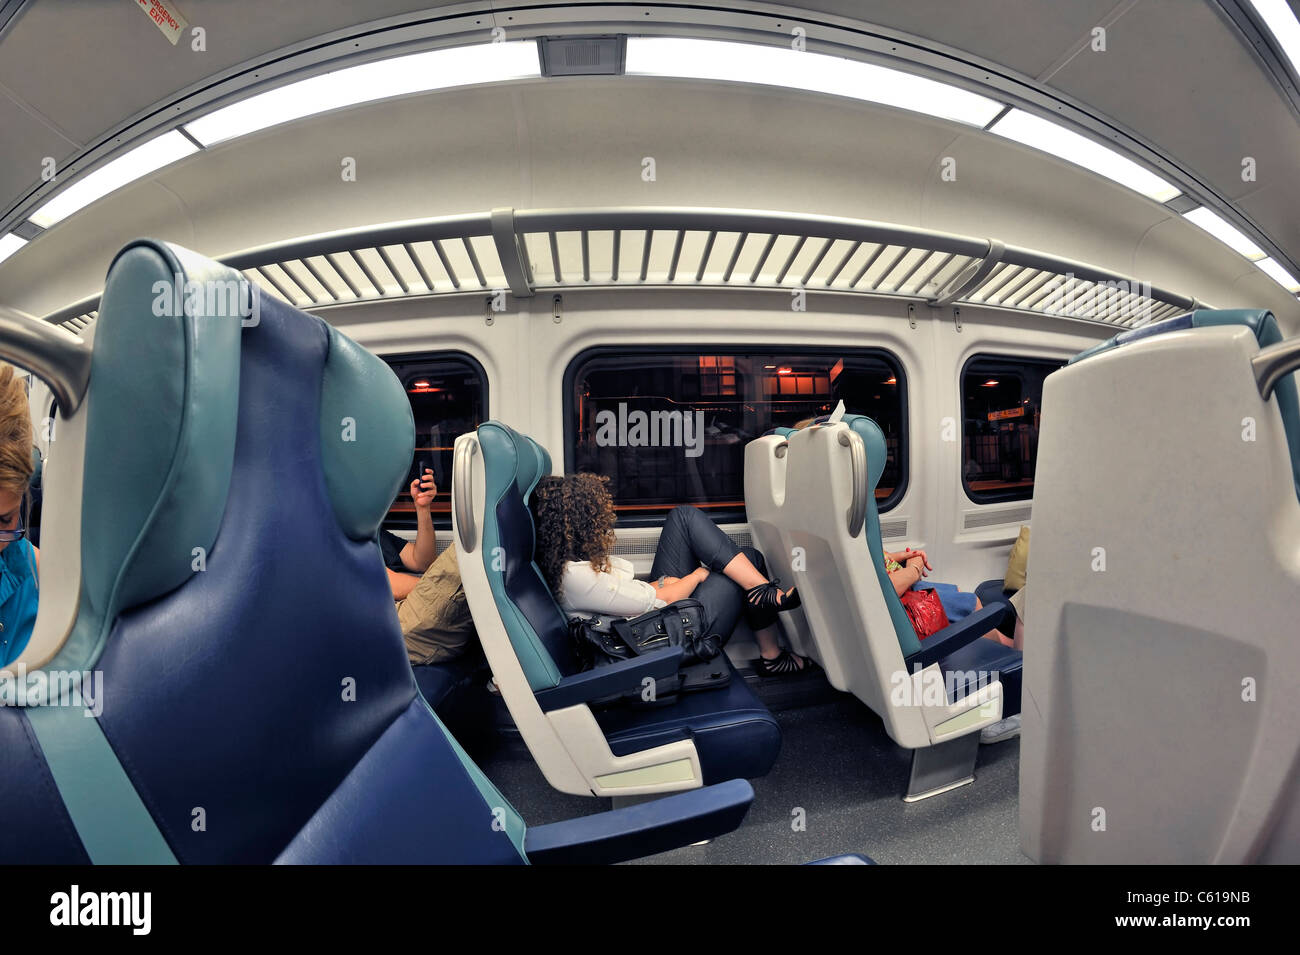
[{"xmin": 899, "ymin": 588, "xmax": 950, "ymax": 640}]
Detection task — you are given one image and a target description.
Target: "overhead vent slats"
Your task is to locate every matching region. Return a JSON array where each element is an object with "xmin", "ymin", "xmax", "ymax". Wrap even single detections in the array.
[{"xmin": 40, "ymin": 207, "xmax": 1198, "ymax": 333}]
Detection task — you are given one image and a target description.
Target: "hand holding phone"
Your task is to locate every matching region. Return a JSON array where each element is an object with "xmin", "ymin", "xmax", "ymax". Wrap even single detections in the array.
[{"xmin": 410, "ymin": 465, "xmax": 438, "ymax": 510}]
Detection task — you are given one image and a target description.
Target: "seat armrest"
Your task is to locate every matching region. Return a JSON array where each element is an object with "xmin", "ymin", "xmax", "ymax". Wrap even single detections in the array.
[
  {"xmin": 903, "ymin": 603, "xmax": 1005, "ymax": 669},
  {"xmin": 534, "ymin": 647, "xmax": 684, "ymax": 712},
  {"xmin": 524, "ymin": 778, "xmax": 754, "ymax": 864}
]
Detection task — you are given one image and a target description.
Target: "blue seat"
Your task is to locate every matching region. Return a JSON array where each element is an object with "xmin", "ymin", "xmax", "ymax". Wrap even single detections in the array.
[
  {"xmin": 596, "ymin": 657, "xmax": 778, "ymax": 785},
  {"xmin": 0, "ymin": 239, "xmax": 754, "ymax": 864},
  {"xmin": 973, "ymin": 578, "xmax": 1017, "ymax": 635},
  {"xmin": 412, "ymin": 658, "xmax": 476, "ymax": 709},
  {"xmin": 0, "ymin": 706, "xmax": 89, "ymax": 863},
  {"xmin": 453, "ymin": 420, "xmax": 781, "ymax": 797}
]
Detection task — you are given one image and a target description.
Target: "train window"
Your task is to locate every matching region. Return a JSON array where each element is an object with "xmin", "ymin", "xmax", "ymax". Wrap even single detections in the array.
[
  {"xmin": 382, "ymin": 352, "xmax": 487, "ymax": 528},
  {"xmin": 565, "ymin": 348, "xmax": 907, "ymax": 523},
  {"xmin": 960, "ymin": 354, "xmax": 1065, "ymax": 504}
]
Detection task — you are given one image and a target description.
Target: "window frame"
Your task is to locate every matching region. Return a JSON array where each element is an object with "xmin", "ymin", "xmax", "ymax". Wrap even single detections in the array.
[
  {"xmin": 562, "ymin": 343, "xmax": 909, "ymax": 526},
  {"xmin": 380, "ymin": 349, "xmax": 489, "ymax": 531},
  {"xmin": 959, "ymin": 352, "xmax": 1064, "ymax": 506}
]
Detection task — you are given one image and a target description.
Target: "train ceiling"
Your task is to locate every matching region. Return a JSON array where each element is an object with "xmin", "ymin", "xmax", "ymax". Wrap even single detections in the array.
[{"xmin": 0, "ymin": 1, "xmax": 1297, "ymax": 325}]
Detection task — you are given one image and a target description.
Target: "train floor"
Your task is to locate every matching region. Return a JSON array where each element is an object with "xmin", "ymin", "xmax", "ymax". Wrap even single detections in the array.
[{"xmin": 457, "ymin": 666, "xmax": 1030, "ymax": 864}]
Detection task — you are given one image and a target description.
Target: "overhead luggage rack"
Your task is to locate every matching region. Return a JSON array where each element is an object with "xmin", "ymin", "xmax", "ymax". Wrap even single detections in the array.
[{"xmin": 43, "ymin": 206, "xmax": 1198, "ymax": 331}]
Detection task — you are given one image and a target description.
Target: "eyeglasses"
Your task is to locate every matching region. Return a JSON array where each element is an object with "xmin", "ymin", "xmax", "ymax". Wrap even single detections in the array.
[{"xmin": 0, "ymin": 514, "xmax": 25, "ymax": 542}]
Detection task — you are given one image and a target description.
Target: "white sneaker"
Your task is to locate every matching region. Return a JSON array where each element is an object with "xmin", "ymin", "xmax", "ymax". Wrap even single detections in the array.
[{"xmin": 980, "ymin": 714, "xmax": 1021, "ymax": 744}]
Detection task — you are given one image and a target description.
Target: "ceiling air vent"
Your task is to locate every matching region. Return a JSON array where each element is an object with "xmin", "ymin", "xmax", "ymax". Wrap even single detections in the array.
[{"xmin": 538, "ymin": 35, "xmax": 626, "ymax": 77}]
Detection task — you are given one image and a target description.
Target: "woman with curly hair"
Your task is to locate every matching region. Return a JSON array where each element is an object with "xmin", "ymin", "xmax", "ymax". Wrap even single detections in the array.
[
  {"xmin": 0, "ymin": 364, "xmax": 38, "ymax": 668},
  {"xmin": 531, "ymin": 474, "xmax": 811, "ymax": 676}
]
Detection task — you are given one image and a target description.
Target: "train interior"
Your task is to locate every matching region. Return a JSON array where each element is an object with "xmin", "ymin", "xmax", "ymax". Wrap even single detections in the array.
[{"xmin": 0, "ymin": 0, "xmax": 1298, "ymax": 866}]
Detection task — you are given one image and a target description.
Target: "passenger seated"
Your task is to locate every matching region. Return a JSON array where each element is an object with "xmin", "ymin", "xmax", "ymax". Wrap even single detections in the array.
[
  {"xmin": 378, "ymin": 468, "xmax": 477, "ymax": 666},
  {"xmin": 882, "ymin": 548, "xmax": 1014, "ymax": 648},
  {"xmin": 0, "ymin": 364, "xmax": 37, "ymax": 668},
  {"xmin": 530, "ymin": 474, "xmax": 811, "ymax": 676}
]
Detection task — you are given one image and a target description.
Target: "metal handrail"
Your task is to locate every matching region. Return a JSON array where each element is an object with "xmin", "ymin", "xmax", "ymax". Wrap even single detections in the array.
[
  {"xmin": 0, "ymin": 305, "xmax": 92, "ymax": 412},
  {"xmin": 1253, "ymin": 336, "xmax": 1300, "ymax": 399},
  {"xmin": 840, "ymin": 428, "xmax": 867, "ymax": 539},
  {"xmin": 453, "ymin": 436, "xmax": 478, "ymax": 554}
]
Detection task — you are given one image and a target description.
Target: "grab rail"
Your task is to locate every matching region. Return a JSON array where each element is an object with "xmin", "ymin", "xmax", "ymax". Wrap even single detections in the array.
[
  {"xmin": 0, "ymin": 305, "xmax": 92, "ymax": 413},
  {"xmin": 1253, "ymin": 336, "xmax": 1300, "ymax": 400},
  {"xmin": 840, "ymin": 429, "xmax": 867, "ymax": 539},
  {"xmin": 454, "ymin": 436, "xmax": 478, "ymax": 553}
]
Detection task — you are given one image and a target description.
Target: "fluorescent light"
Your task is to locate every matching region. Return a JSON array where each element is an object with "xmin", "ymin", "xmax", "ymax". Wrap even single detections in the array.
[
  {"xmin": 625, "ymin": 38, "xmax": 1004, "ymax": 127},
  {"xmin": 185, "ymin": 41, "xmax": 541, "ymax": 146},
  {"xmin": 29, "ymin": 132, "xmax": 198, "ymax": 228},
  {"xmin": 988, "ymin": 109, "xmax": 1181, "ymax": 202},
  {"xmin": 1183, "ymin": 207, "xmax": 1266, "ymax": 260},
  {"xmin": 1256, "ymin": 257, "xmax": 1300, "ymax": 292},
  {"xmin": 1251, "ymin": 0, "xmax": 1300, "ymax": 76},
  {"xmin": 0, "ymin": 234, "xmax": 26, "ymax": 265}
]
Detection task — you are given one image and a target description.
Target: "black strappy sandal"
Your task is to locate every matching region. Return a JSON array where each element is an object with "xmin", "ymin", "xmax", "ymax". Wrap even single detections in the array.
[
  {"xmin": 745, "ymin": 580, "xmax": 801, "ymax": 614},
  {"xmin": 754, "ymin": 648, "xmax": 814, "ymax": 677}
]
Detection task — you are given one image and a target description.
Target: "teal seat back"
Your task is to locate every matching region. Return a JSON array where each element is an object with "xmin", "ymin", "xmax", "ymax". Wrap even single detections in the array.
[
  {"xmin": 475, "ymin": 420, "xmax": 578, "ymax": 691},
  {"xmin": 839, "ymin": 414, "xmax": 923, "ymax": 658}
]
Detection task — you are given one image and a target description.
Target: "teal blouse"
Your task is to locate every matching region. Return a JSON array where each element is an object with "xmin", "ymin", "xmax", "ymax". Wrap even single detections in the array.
[{"xmin": 0, "ymin": 538, "xmax": 38, "ymax": 667}]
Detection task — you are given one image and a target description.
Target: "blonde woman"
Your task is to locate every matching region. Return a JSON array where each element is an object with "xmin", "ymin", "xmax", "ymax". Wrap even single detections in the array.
[{"xmin": 0, "ymin": 364, "xmax": 37, "ymax": 667}]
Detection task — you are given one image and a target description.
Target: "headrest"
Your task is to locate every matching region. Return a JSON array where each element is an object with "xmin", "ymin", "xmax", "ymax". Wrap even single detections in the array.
[
  {"xmin": 1067, "ymin": 308, "xmax": 1300, "ymax": 500},
  {"xmin": 57, "ymin": 240, "xmax": 244, "ymax": 670},
  {"xmin": 50, "ymin": 240, "xmax": 413, "ymax": 672},
  {"xmin": 473, "ymin": 419, "xmax": 571, "ymax": 688},
  {"xmin": 839, "ymin": 415, "xmax": 889, "ymax": 490},
  {"xmin": 318, "ymin": 327, "xmax": 414, "ymax": 540},
  {"xmin": 784, "ymin": 415, "xmax": 888, "ymax": 490},
  {"xmin": 477, "ymin": 420, "xmax": 550, "ymax": 498},
  {"xmin": 520, "ymin": 430, "xmax": 551, "ymax": 498},
  {"xmin": 1070, "ymin": 309, "xmax": 1275, "ymax": 365}
]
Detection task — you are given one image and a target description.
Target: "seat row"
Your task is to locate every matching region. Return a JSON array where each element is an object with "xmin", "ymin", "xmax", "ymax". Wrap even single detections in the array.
[
  {"xmin": 0, "ymin": 240, "xmax": 786, "ymax": 865},
  {"xmin": 744, "ymin": 413, "xmax": 1022, "ymax": 800}
]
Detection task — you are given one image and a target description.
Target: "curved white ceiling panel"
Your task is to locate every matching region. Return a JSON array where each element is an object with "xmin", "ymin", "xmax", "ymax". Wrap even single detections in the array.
[
  {"xmin": 1, "ymin": 79, "xmax": 1294, "ymax": 327},
  {"xmin": 0, "ymin": 0, "xmax": 1296, "ymax": 318}
]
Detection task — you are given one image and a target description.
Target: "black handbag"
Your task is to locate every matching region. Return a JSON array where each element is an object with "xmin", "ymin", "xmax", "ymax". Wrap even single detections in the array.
[
  {"xmin": 614, "ymin": 599, "xmax": 723, "ymax": 665},
  {"xmin": 568, "ymin": 599, "xmax": 729, "ymax": 704}
]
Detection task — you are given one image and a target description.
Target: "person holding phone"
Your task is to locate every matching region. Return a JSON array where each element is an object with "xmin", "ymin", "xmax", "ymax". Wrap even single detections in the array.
[{"xmin": 378, "ymin": 466, "xmax": 477, "ymax": 666}]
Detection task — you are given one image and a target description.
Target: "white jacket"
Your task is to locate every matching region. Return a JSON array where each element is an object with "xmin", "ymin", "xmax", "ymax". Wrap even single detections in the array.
[{"xmin": 559, "ymin": 556, "xmax": 665, "ymax": 618}]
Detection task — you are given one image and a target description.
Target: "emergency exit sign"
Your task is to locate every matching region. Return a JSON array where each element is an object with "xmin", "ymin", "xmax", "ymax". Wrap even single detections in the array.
[{"xmin": 132, "ymin": 0, "xmax": 187, "ymax": 45}]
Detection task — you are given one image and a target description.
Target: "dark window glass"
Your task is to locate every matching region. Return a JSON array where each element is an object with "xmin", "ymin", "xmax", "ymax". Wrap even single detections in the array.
[
  {"xmin": 960, "ymin": 355, "xmax": 1065, "ymax": 504},
  {"xmin": 566, "ymin": 349, "xmax": 906, "ymax": 522},
  {"xmin": 382, "ymin": 352, "xmax": 487, "ymax": 528}
]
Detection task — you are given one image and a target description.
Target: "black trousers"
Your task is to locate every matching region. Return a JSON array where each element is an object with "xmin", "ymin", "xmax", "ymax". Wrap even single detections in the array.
[{"xmin": 649, "ymin": 505, "xmax": 777, "ymax": 642}]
